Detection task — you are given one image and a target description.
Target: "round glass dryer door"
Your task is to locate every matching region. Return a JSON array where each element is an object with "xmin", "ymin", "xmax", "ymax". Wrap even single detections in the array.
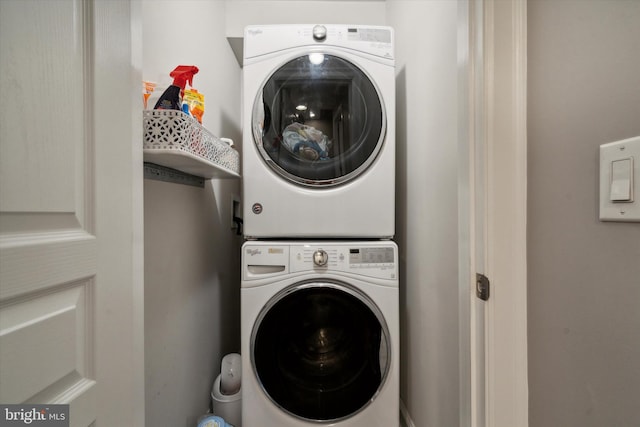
[
  {"xmin": 253, "ymin": 54, "xmax": 385, "ymax": 187},
  {"xmin": 251, "ymin": 282, "xmax": 391, "ymax": 422}
]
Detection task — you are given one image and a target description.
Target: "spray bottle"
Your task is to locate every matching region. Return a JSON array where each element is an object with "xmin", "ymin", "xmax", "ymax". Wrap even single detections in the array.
[{"xmin": 153, "ymin": 65, "xmax": 199, "ymax": 110}]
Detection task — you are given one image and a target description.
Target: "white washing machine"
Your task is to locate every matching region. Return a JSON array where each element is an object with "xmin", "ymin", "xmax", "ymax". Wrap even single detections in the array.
[
  {"xmin": 242, "ymin": 24, "xmax": 396, "ymax": 239},
  {"xmin": 241, "ymin": 241, "xmax": 399, "ymax": 427}
]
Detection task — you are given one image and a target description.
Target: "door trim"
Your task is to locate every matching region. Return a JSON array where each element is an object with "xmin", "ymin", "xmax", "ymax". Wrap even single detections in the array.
[
  {"xmin": 457, "ymin": 0, "xmax": 484, "ymax": 425},
  {"xmin": 483, "ymin": 0, "xmax": 529, "ymax": 426}
]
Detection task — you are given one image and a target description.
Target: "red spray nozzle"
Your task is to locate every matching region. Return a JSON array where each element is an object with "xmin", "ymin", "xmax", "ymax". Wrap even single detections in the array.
[{"xmin": 169, "ymin": 65, "xmax": 199, "ymax": 89}]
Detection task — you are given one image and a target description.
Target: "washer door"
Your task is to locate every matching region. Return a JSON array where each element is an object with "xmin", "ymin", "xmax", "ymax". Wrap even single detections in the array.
[
  {"xmin": 252, "ymin": 54, "xmax": 385, "ymax": 187},
  {"xmin": 251, "ymin": 281, "xmax": 391, "ymax": 422}
]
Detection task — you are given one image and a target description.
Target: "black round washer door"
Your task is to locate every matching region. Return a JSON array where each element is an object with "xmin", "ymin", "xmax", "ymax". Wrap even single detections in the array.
[
  {"xmin": 253, "ymin": 54, "xmax": 385, "ymax": 187},
  {"xmin": 251, "ymin": 282, "xmax": 390, "ymax": 422}
]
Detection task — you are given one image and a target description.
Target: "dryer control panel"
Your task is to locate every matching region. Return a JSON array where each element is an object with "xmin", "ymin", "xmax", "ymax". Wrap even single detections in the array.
[{"xmin": 244, "ymin": 24, "xmax": 394, "ymax": 62}]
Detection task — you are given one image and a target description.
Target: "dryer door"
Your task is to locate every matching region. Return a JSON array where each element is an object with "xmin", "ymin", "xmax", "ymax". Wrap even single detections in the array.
[
  {"xmin": 253, "ymin": 54, "xmax": 385, "ymax": 187},
  {"xmin": 251, "ymin": 281, "xmax": 391, "ymax": 422}
]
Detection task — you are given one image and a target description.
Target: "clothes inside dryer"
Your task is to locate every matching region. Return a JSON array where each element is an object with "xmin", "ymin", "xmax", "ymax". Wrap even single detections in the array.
[
  {"xmin": 253, "ymin": 54, "xmax": 385, "ymax": 186},
  {"xmin": 251, "ymin": 282, "xmax": 390, "ymax": 421}
]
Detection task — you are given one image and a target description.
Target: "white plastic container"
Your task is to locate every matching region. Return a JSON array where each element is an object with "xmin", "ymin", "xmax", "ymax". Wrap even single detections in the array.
[
  {"xmin": 219, "ymin": 353, "xmax": 241, "ymax": 395},
  {"xmin": 211, "ymin": 373, "xmax": 241, "ymax": 427}
]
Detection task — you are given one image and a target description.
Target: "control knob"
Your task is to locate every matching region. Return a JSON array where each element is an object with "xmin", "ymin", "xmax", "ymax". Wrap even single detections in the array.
[
  {"xmin": 313, "ymin": 249, "xmax": 328, "ymax": 267},
  {"xmin": 312, "ymin": 25, "xmax": 327, "ymax": 41}
]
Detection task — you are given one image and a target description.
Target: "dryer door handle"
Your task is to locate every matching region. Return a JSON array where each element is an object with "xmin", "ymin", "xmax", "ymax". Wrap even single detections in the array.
[{"xmin": 263, "ymin": 102, "xmax": 271, "ymax": 135}]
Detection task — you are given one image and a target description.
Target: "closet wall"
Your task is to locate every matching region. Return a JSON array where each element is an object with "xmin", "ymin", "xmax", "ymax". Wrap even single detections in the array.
[{"xmin": 143, "ymin": 2, "xmax": 242, "ymax": 426}]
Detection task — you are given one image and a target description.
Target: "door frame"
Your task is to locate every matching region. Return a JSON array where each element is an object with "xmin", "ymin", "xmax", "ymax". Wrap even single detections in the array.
[
  {"xmin": 483, "ymin": 0, "xmax": 529, "ymax": 426},
  {"xmin": 461, "ymin": 0, "xmax": 529, "ymax": 426}
]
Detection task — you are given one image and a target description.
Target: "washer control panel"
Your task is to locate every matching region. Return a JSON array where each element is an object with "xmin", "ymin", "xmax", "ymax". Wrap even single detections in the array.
[
  {"xmin": 290, "ymin": 243, "xmax": 397, "ymax": 280},
  {"xmin": 348, "ymin": 247, "xmax": 395, "ymax": 265},
  {"xmin": 243, "ymin": 242, "xmax": 398, "ymax": 281}
]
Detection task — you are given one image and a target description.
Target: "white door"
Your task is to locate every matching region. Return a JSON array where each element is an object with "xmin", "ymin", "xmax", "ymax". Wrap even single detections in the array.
[{"xmin": 0, "ymin": 1, "xmax": 144, "ymax": 426}]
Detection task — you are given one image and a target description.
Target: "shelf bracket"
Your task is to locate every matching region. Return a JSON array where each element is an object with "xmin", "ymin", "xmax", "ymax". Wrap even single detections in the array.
[{"xmin": 144, "ymin": 162, "xmax": 205, "ymax": 188}]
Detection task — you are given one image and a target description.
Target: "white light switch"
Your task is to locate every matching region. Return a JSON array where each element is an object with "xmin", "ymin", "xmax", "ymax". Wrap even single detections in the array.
[
  {"xmin": 599, "ymin": 136, "xmax": 640, "ymax": 222},
  {"xmin": 610, "ymin": 158, "xmax": 633, "ymax": 202}
]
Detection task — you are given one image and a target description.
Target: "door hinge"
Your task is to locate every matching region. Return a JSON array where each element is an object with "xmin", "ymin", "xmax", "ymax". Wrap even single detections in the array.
[{"xmin": 476, "ymin": 273, "xmax": 490, "ymax": 301}]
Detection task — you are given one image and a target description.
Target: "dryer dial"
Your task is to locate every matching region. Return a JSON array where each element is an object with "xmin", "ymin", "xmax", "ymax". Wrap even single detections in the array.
[
  {"xmin": 312, "ymin": 25, "xmax": 327, "ymax": 41},
  {"xmin": 313, "ymin": 249, "xmax": 329, "ymax": 266}
]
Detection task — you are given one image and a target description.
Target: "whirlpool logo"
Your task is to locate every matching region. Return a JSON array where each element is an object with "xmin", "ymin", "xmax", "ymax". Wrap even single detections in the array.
[{"xmin": 0, "ymin": 405, "xmax": 68, "ymax": 426}]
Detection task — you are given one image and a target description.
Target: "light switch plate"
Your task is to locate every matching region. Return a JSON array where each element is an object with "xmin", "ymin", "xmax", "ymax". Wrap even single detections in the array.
[{"xmin": 599, "ymin": 136, "xmax": 640, "ymax": 222}]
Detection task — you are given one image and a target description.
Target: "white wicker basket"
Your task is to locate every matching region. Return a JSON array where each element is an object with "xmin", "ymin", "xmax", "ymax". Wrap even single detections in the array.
[{"xmin": 143, "ymin": 110, "xmax": 239, "ymax": 177}]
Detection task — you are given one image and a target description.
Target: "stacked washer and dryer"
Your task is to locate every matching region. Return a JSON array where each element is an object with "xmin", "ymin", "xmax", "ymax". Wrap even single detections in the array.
[{"xmin": 241, "ymin": 24, "xmax": 398, "ymax": 427}]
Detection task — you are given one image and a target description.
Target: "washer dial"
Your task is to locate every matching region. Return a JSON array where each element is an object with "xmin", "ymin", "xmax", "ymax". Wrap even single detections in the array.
[{"xmin": 313, "ymin": 249, "xmax": 328, "ymax": 266}]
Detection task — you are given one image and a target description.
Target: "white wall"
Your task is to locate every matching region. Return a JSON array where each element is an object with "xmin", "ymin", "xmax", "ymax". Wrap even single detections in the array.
[
  {"xmin": 142, "ymin": 1, "xmax": 242, "ymax": 426},
  {"xmin": 387, "ymin": 2, "xmax": 460, "ymax": 426},
  {"xmin": 225, "ymin": 0, "xmax": 387, "ymax": 37}
]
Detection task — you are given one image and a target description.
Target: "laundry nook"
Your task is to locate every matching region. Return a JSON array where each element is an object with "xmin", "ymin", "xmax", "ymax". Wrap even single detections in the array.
[{"xmin": 1, "ymin": 1, "xmax": 639, "ymax": 427}]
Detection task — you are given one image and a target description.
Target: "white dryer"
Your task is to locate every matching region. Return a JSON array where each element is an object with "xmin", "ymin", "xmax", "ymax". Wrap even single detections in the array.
[
  {"xmin": 241, "ymin": 241, "xmax": 399, "ymax": 427},
  {"xmin": 242, "ymin": 24, "xmax": 396, "ymax": 239}
]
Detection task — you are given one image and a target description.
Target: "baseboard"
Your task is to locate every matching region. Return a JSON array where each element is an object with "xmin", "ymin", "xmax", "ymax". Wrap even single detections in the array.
[{"xmin": 400, "ymin": 399, "xmax": 416, "ymax": 427}]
